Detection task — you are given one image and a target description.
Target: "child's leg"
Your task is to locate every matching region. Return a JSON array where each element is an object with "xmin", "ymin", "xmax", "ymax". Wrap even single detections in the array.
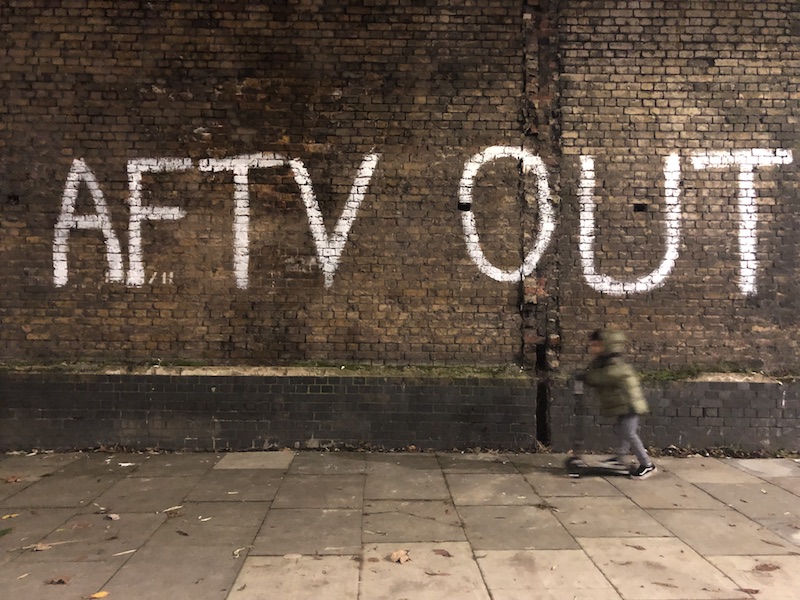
[{"xmin": 616, "ymin": 414, "xmax": 651, "ymax": 466}]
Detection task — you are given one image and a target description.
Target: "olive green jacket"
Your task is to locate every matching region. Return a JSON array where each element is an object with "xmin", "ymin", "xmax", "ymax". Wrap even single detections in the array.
[
  {"xmin": 583, "ymin": 330, "xmax": 650, "ymax": 417},
  {"xmin": 584, "ymin": 354, "xmax": 649, "ymax": 417}
]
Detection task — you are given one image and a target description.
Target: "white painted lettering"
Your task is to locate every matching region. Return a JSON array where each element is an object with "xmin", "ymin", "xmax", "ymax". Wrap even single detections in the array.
[
  {"xmin": 458, "ymin": 146, "xmax": 555, "ymax": 282},
  {"xmin": 126, "ymin": 158, "xmax": 191, "ymax": 286},
  {"xmin": 690, "ymin": 149, "xmax": 793, "ymax": 295},
  {"xmin": 53, "ymin": 159, "xmax": 124, "ymax": 287},
  {"xmin": 579, "ymin": 154, "xmax": 682, "ymax": 295}
]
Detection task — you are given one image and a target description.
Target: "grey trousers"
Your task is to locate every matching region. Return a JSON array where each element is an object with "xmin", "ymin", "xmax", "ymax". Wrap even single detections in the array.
[{"xmin": 613, "ymin": 414, "xmax": 651, "ymax": 466}]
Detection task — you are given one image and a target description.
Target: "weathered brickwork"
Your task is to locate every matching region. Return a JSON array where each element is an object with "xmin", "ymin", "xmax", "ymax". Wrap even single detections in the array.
[{"xmin": 2, "ymin": 1, "xmax": 800, "ymax": 451}]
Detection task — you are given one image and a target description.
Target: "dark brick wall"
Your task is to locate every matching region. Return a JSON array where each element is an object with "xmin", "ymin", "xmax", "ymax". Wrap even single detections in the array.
[
  {"xmin": 0, "ymin": 372, "xmax": 537, "ymax": 451},
  {"xmin": 550, "ymin": 380, "xmax": 800, "ymax": 453}
]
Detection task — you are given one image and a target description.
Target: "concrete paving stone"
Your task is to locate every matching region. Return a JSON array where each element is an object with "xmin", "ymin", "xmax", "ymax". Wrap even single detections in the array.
[
  {"xmin": 365, "ymin": 461, "xmax": 450, "ymax": 501},
  {"xmin": 476, "ymin": 549, "xmax": 623, "ymax": 600},
  {"xmin": 360, "ymin": 541, "xmax": 491, "ymax": 600},
  {"xmin": 89, "ymin": 475, "xmax": 203, "ymax": 513},
  {"xmin": 0, "ymin": 557, "xmax": 123, "ymax": 600},
  {"xmin": 365, "ymin": 452, "xmax": 441, "ymax": 471},
  {"xmin": 185, "ymin": 469, "xmax": 283, "ymax": 502},
  {"xmin": 363, "ymin": 500, "xmax": 465, "ymax": 543},
  {"xmin": 0, "ymin": 508, "xmax": 75, "ymax": 564},
  {"xmin": 132, "ymin": 452, "xmax": 223, "ymax": 477},
  {"xmin": 763, "ymin": 476, "xmax": 800, "ymax": 496},
  {"xmin": 287, "ymin": 451, "xmax": 367, "ymax": 475},
  {"xmin": 508, "ymin": 452, "xmax": 570, "ymax": 470},
  {"xmin": 0, "ymin": 451, "xmax": 84, "ymax": 479},
  {"xmin": 579, "ymin": 536, "xmax": 751, "ymax": 600},
  {"xmin": 657, "ymin": 457, "xmax": 764, "ymax": 484},
  {"xmin": 609, "ymin": 470, "xmax": 727, "ymax": 509},
  {"xmin": 271, "ymin": 474, "xmax": 364, "ymax": 509},
  {"xmin": 214, "ymin": 451, "xmax": 296, "ymax": 471},
  {"xmin": 695, "ymin": 482, "xmax": 800, "ymax": 520},
  {"xmin": 550, "ymin": 496, "xmax": 672, "ymax": 538},
  {"xmin": 446, "ymin": 473, "xmax": 542, "ymax": 506},
  {"xmin": 523, "ymin": 469, "xmax": 625, "ymax": 497},
  {"xmin": 147, "ymin": 501, "xmax": 269, "ymax": 547},
  {"xmin": 227, "ymin": 555, "xmax": 359, "ymax": 600},
  {"xmin": 0, "ymin": 473, "xmax": 121, "ymax": 509},
  {"xmin": 649, "ymin": 509, "xmax": 797, "ymax": 555},
  {"xmin": 23, "ymin": 512, "xmax": 165, "ymax": 563},
  {"xmin": 749, "ymin": 514, "xmax": 800, "ymax": 548},
  {"xmin": 458, "ymin": 505, "xmax": 579, "ymax": 551},
  {"xmin": 707, "ymin": 554, "xmax": 800, "ymax": 600},
  {"xmin": 251, "ymin": 508, "xmax": 361, "ymax": 556},
  {"xmin": 0, "ymin": 478, "xmax": 37, "ymax": 502},
  {"xmin": 436, "ymin": 452, "xmax": 518, "ymax": 473},
  {"xmin": 103, "ymin": 542, "xmax": 245, "ymax": 600},
  {"xmin": 728, "ymin": 458, "xmax": 800, "ymax": 479},
  {"xmin": 54, "ymin": 452, "xmax": 147, "ymax": 477}
]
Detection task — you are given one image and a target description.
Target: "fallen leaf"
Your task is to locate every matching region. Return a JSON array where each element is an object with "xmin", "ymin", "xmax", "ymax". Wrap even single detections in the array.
[
  {"xmin": 45, "ymin": 576, "xmax": 71, "ymax": 585},
  {"xmin": 161, "ymin": 505, "xmax": 183, "ymax": 513},
  {"xmin": 625, "ymin": 544, "xmax": 646, "ymax": 551},
  {"xmin": 283, "ymin": 553, "xmax": 302, "ymax": 559},
  {"xmin": 199, "ymin": 517, "xmax": 212, "ymax": 522},
  {"xmin": 654, "ymin": 582, "xmax": 678, "ymax": 589},
  {"xmin": 17, "ymin": 573, "xmax": 29, "ymax": 580},
  {"xmin": 88, "ymin": 592, "xmax": 110, "ymax": 599},
  {"xmin": 368, "ymin": 557, "xmax": 380, "ymax": 563},
  {"xmin": 112, "ymin": 550, "xmax": 136, "ymax": 557},
  {"xmin": 118, "ymin": 463, "xmax": 136, "ymax": 467},
  {"xmin": 389, "ymin": 549, "xmax": 411, "ymax": 564},
  {"xmin": 33, "ymin": 543, "xmax": 53, "ymax": 551},
  {"xmin": 754, "ymin": 563, "xmax": 780, "ymax": 572},
  {"xmin": 176, "ymin": 530, "xmax": 189, "ymax": 537},
  {"xmin": 424, "ymin": 569, "xmax": 450, "ymax": 577},
  {"xmin": 104, "ymin": 514, "xmax": 120, "ymax": 521},
  {"xmin": 232, "ymin": 547, "xmax": 247, "ymax": 559},
  {"xmin": 739, "ymin": 588, "xmax": 760, "ymax": 594},
  {"xmin": 3, "ymin": 475, "xmax": 22, "ymax": 483},
  {"xmin": 433, "ymin": 549, "xmax": 453, "ymax": 558},
  {"xmin": 2, "ymin": 513, "xmax": 20, "ymax": 519}
]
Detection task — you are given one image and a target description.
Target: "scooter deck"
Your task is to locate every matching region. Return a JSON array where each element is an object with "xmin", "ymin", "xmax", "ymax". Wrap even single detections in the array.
[{"xmin": 565, "ymin": 456, "xmax": 632, "ymax": 478}]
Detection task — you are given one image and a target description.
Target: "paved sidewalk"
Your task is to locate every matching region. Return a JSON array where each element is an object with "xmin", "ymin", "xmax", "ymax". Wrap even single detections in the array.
[{"xmin": 0, "ymin": 450, "xmax": 799, "ymax": 599}]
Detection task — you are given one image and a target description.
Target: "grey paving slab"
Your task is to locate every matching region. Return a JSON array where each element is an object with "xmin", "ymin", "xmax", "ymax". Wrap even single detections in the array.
[
  {"xmin": 227, "ymin": 555, "xmax": 359, "ymax": 600},
  {"xmin": 696, "ymin": 482, "xmax": 800, "ymax": 519},
  {"xmin": 649, "ymin": 508, "xmax": 797, "ymax": 555},
  {"xmin": 728, "ymin": 458, "xmax": 800, "ymax": 478},
  {"xmin": 186, "ymin": 469, "xmax": 282, "ymax": 502},
  {"xmin": 446, "ymin": 473, "xmax": 542, "ymax": 506},
  {"xmin": 54, "ymin": 453, "xmax": 147, "ymax": 477},
  {"xmin": 287, "ymin": 451, "xmax": 367, "ymax": 474},
  {"xmin": 147, "ymin": 501, "xmax": 269, "ymax": 547},
  {"xmin": 271, "ymin": 474, "xmax": 364, "ymax": 509},
  {"xmin": 0, "ymin": 508, "xmax": 75, "ymax": 564},
  {"xmin": 90, "ymin": 475, "xmax": 203, "ymax": 513},
  {"xmin": 363, "ymin": 500, "xmax": 464, "ymax": 543},
  {"xmin": 750, "ymin": 514, "xmax": 800, "ymax": 548},
  {"xmin": 23, "ymin": 512, "xmax": 165, "ymax": 563},
  {"xmin": 707, "ymin": 554, "xmax": 800, "ymax": 600},
  {"xmin": 0, "ymin": 473, "xmax": 121, "ymax": 509},
  {"xmin": 132, "ymin": 452, "xmax": 222, "ymax": 477},
  {"xmin": 550, "ymin": 496, "xmax": 672, "ymax": 538},
  {"xmin": 103, "ymin": 543, "xmax": 245, "ymax": 600},
  {"xmin": 0, "ymin": 557, "xmax": 122, "ymax": 600},
  {"xmin": 365, "ymin": 453, "xmax": 441, "ymax": 471},
  {"xmin": 609, "ymin": 470, "xmax": 727, "ymax": 509},
  {"xmin": 360, "ymin": 541, "xmax": 491, "ymax": 600},
  {"xmin": 458, "ymin": 505, "xmax": 579, "ymax": 551},
  {"xmin": 214, "ymin": 451, "xmax": 296, "ymax": 471},
  {"xmin": 658, "ymin": 457, "xmax": 764, "ymax": 484},
  {"xmin": 476, "ymin": 549, "xmax": 623, "ymax": 600},
  {"xmin": 251, "ymin": 508, "xmax": 361, "ymax": 556},
  {"xmin": 523, "ymin": 468, "xmax": 625, "ymax": 497},
  {"xmin": 436, "ymin": 452, "xmax": 517, "ymax": 473},
  {"xmin": 764, "ymin": 476, "xmax": 800, "ymax": 495},
  {"xmin": 364, "ymin": 460, "xmax": 449, "ymax": 500},
  {"xmin": 0, "ymin": 452, "xmax": 84, "ymax": 478},
  {"xmin": 579, "ymin": 536, "xmax": 751, "ymax": 600},
  {"xmin": 0, "ymin": 479, "xmax": 36, "ymax": 502},
  {"xmin": 507, "ymin": 452, "xmax": 570, "ymax": 470}
]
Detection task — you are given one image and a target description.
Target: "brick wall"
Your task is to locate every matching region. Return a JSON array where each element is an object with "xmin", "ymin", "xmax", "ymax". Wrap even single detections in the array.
[{"xmin": 2, "ymin": 1, "xmax": 800, "ymax": 452}]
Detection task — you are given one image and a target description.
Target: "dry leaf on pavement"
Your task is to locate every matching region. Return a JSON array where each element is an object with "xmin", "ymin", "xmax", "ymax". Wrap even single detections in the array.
[{"xmin": 389, "ymin": 549, "xmax": 411, "ymax": 563}]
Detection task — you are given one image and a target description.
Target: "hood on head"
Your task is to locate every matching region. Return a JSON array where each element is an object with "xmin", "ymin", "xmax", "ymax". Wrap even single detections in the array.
[{"xmin": 590, "ymin": 328, "xmax": 626, "ymax": 355}]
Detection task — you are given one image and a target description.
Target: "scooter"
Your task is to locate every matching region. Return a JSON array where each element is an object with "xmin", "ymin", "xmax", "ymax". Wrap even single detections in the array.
[{"xmin": 564, "ymin": 378, "xmax": 632, "ymax": 478}]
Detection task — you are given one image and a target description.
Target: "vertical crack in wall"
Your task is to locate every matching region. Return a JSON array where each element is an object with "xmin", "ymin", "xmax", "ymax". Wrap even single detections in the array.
[{"xmin": 521, "ymin": 0, "xmax": 561, "ymax": 446}]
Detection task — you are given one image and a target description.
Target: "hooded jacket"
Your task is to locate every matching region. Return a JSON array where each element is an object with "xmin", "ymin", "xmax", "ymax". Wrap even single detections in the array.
[{"xmin": 583, "ymin": 330, "xmax": 649, "ymax": 417}]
